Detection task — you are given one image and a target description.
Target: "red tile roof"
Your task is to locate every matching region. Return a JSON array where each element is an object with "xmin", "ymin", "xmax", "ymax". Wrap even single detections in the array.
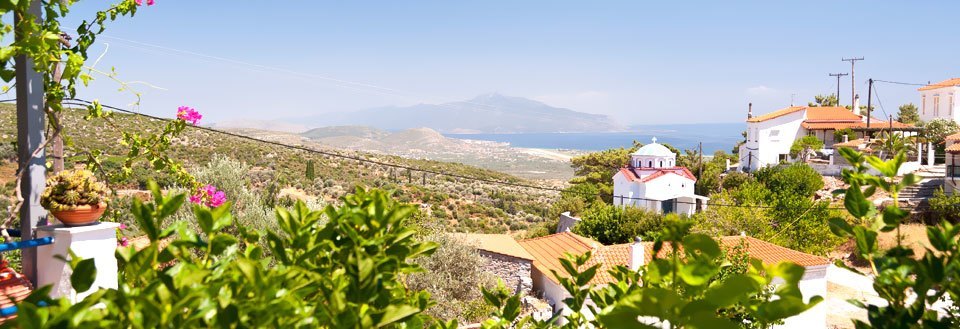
[
  {"xmin": 747, "ymin": 106, "xmax": 805, "ymax": 123},
  {"xmin": 518, "ymin": 233, "xmax": 830, "ymax": 285},
  {"xmin": 618, "ymin": 167, "xmax": 697, "ymax": 183},
  {"xmin": 918, "ymin": 78, "xmax": 960, "ymax": 91},
  {"xmin": 946, "ymin": 132, "xmax": 960, "ymax": 142},
  {"xmin": 947, "ymin": 143, "xmax": 960, "ymax": 154}
]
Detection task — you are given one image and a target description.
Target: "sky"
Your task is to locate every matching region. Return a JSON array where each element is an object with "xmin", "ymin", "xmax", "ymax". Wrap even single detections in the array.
[{"xmin": 52, "ymin": 1, "xmax": 960, "ymax": 126}]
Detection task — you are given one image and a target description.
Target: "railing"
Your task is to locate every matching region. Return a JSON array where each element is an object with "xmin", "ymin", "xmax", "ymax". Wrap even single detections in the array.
[{"xmin": 0, "ymin": 234, "xmax": 55, "ymax": 317}]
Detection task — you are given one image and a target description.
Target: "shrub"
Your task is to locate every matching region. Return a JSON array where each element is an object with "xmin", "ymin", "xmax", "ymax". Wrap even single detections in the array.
[
  {"xmin": 929, "ymin": 188, "xmax": 960, "ymax": 223},
  {"xmin": 573, "ymin": 201, "xmax": 667, "ymax": 244},
  {"xmin": 179, "ymin": 155, "xmax": 274, "ymax": 234},
  {"xmin": 755, "ymin": 163, "xmax": 823, "ymax": 198},
  {"xmin": 407, "ymin": 233, "xmax": 495, "ymax": 322},
  {"xmin": 721, "ymin": 171, "xmax": 753, "ymax": 191}
]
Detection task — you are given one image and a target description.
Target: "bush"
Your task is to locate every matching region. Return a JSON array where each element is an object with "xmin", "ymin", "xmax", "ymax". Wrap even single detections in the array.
[
  {"xmin": 721, "ymin": 171, "xmax": 753, "ymax": 191},
  {"xmin": 929, "ymin": 188, "xmax": 960, "ymax": 223},
  {"xmin": 573, "ymin": 201, "xmax": 667, "ymax": 244},
  {"xmin": 755, "ymin": 163, "xmax": 823, "ymax": 198},
  {"xmin": 407, "ymin": 233, "xmax": 495, "ymax": 322},
  {"xmin": 176, "ymin": 155, "xmax": 274, "ymax": 234}
]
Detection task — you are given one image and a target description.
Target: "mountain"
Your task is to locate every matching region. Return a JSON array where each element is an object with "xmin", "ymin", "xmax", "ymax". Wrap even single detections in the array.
[
  {"xmin": 299, "ymin": 93, "xmax": 622, "ymax": 133},
  {"xmin": 301, "ymin": 126, "xmax": 390, "ymax": 140},
  {"xmin": 210, "ymin": 119, "xmax": 309, "ymax": 133}
]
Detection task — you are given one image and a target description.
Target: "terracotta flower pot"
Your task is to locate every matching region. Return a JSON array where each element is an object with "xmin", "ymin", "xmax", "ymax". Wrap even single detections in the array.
[{"xmin": 51, "ymin": 203, "xmax": 107, "ymax": 227}]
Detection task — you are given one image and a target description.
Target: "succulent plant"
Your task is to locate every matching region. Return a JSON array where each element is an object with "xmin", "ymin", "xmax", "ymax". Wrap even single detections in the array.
[{"xmin": 40, "ymin": 169, "xmax": 109, "ymax": 212}]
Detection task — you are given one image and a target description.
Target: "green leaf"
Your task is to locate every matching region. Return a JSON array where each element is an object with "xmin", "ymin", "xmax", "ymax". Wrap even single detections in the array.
[
  {"xmin": 376, "ymin": 305, "xmax": 420, "ymax": 327},
  {"xmin": 828, "ymin": 217, "xmax": 854, "ymax": 237},
  {"xmin": 70, "ymin": 258, "xmax": 97, "ymax": 293},
  {"xmin": 704, "ymin": 274, "xmax": 759, "ymax": 307},
  {"xmin": 209, "ymin": 234, "xmax": 238, "ymax": 255},
  {"xmin": 844, "ymin": 184, "xmax": 873, "ymax": 218}
]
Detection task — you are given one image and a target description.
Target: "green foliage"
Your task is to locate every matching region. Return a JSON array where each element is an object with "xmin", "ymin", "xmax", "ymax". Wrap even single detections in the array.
[
  {"xmin": 789, "ymin": 135, "xmax": 824, "ymax": 159},
  {"xmin": 921, "ymin": 118, "xmax": 960, "ymax": 146},
  {"xmin": 808, "ymin": 94, "xmax": 839, "ymax": 107},
  {"xmin": 178, "ymin": 155, "xmax": 275, "ymax": 234},
  {"xmin": 754, "ymin": 163, "xmax": 823, "ymax": 198},
  {"xmin": 721, "ymin": 171, "xmax": 753, "ymax": 191},
  {"xmin": 834, "ymin": 128, "xmax": 856, "ymax": 143},
  {"xmin": 568, "ymin": 146, "xmax": 636, "ymax": 200},
  {"xmin": 697, "ymin": 165, "xmax": 841, "ymax": 255},
  {"xmin": 831, "ymin": 148, "xmax": 960, "ymax": 327},
  {"xmin": 407, "ymin": 233, "xmax": 495, "ymax": 323},
  {"xmin": 305, "ymin": 159, "xmax": 316, "ymax": 181},
  {"xmin": 928, "ymin": 188, "xmax": 960, "ymax": 223},
  {"xmin": 39, "ymin": 168, "xmax": 109, "ymax": 211},
  {"xmin": 573, "ymin": 202, "xmax": 668, "ymax": 244},
  {"xmin": 9, "ymin": 184, "xmax": 438, "ymax": 328},
  {"xmin": 896, "ymin": 103, "xmax": 920, "ymax": 125}
]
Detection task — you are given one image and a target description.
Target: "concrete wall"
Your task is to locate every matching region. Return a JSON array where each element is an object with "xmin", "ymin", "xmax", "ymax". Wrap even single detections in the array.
[
  {"xmin": 741, "ymin": 110, "xmax": 806, "ymax": 172},
  {"xmin": 478, "ymin": 250, "xmax": 533, "ymax": 295},
  {"xmin": 920, "ymin": 87, "xmax": 959, "ymax": 123}
]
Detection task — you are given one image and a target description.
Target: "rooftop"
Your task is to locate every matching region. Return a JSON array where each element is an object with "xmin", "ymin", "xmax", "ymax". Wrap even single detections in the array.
[
  {"xmin": 631, "ymin": 137, "xmax": 674, "ymax": 157},
  {"xmin": 518, "ymin": 232, "xmax": 830, "ymax": 285},
  {"xmin": 453, "ymin": 233, "xmax": 535, "ymax": 261},
  {"xmin": 918, "ymin": 78, "xmax": 960, "ymax": 91},
  {"xmin": 618, "ymin": 167, "xmax": 697, "ymax": 183}
]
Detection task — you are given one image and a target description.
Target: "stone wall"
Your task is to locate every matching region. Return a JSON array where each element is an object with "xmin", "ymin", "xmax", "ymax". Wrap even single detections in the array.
[{"xmin": 478, "ymin": 250, "xmax": 533, "ymax": 295}]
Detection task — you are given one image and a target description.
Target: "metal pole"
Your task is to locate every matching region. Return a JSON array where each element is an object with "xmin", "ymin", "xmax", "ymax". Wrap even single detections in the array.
[
  {"xmin": 830, "ymin": 73, "xmax": 848, "ymax": 106},
  {"xmin": 15, "ymin": 0, "xmax": 46, "ymax": 286}
]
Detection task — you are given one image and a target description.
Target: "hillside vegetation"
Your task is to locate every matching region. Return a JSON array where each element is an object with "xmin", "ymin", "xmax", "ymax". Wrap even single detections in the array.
[{"xmin": 0, "ymin": 104, "xmax": 559, "ymax": 234}]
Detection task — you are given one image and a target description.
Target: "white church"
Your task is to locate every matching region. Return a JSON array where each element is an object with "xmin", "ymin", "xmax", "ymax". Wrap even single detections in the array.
[{"xmin": 612, "ymin": 138, "xmax": 708, "ymax": 215}]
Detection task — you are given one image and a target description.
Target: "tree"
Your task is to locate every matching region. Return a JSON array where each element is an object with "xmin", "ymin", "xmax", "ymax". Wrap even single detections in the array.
[
  {"xmin": 808, "ymin": 94, "xmax": 839, "ymax": 107},
  {"xmin": 921, "ymin": 118, "xmax": 960, "ymax": 145},
  {"xmin": 834, "ymin": 128, "xmax": 856, "ymax": 143},
  {"xmin": 896, "ymin": 103, "xmax": 920, "ymax": 124},
  {"xmin": 573, "ymin": 201, "xmax": 667, "ymax": 244},
  {"xmin": 789, "ymin": 135, "xmax": 824, "ymax": 161},
  {"xmin": 305, "ymin": 159, "xmax": 316, "ymax": 180}
]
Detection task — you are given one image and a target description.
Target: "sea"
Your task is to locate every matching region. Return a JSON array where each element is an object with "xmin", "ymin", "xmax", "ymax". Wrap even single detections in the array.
[{"xmin": 444, "ymin": 123, "xmax": 744, "ymax": 154}]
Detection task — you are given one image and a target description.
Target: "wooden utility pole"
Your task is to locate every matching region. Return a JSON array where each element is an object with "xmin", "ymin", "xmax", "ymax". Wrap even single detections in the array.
[
  {"xmin": 866, "ymin": 78, "xmax": 874, "ymax": 138},
  {"xmin": 829, "ymin": 72, "xmax": 848, "ymax": 105},
  {"xmin": 842, "ymin": 57, "xmax": 864, "ymax": 107},
  {"xmin": 51, "ymin": 33, "xmax": 72, "ymax": 173},
  {"xmin": 698, "ymin": 142, "xmax": 703, "ymax": 178},
  {"xmin": 15, "ymin": 0, "xmax": 46, "ymax": 285}
]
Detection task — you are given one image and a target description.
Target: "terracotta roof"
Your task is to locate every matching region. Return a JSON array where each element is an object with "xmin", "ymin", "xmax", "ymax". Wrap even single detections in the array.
[
  {"xmin": 947, "ymin": 143, "xmax": 960, "ymax": 154},
  {"xmin": 805, "ymin": 106, "xmax": 862, "ymax": 121},
  {"xmin": 918, "ymin": 78, "xmax": 960, "ymax": 91},
  {"xmin": 803, "ymin": 120, "xmax": 913, "ymax": 130},
  {"xmin": 519, "ymin": 233, "xmax": 829, "ymax": 285},
  {"xmin": 517, "ymin": 232, "xmax": 599, "ymax": 284},
  {"xmin": 747, "ymin": 106, "xmax": 805, "ymax": 123},
  {"xmin": 946, "ymin": 132, "xmax": 960, "ymax": 142},
  {"xmin": 453, "ymin": 233, "xmax": 535, "ymax": 261},
  {"xmin": 618, "ymin": 167, "xmax": 697, "ymax": 183}
]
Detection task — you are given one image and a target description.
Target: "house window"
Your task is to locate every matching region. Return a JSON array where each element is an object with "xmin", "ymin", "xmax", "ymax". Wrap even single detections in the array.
[
  {"xmin": 951, "ymin": 95, "xmax": 955, "ymax": 116},
  {"xmin": 769, "ymin": 130, "xmax": 780, "ymax": 137},
  {"xmin": 778, "ymin": 154, "xmax": 788, "ymax": 163},
  {"xmin": 922, "ymin": 95, "xmax": 926, "ymax": 114},
  {"xmin": 648, "ymin": 161, "xmax": 652, "ymax": 167},
  {"xmin": 659, "ymin": 160, "xmax": 663, "ymax": 167},
  {"xmin": 934, "ymin": 95, "xmax": 940, "ymax": 116}
]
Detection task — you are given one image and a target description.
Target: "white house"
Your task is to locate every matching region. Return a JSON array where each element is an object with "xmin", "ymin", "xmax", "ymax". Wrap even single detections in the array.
[
  {"xmin": 516, "ymin": 232, "xmax": 833, "ymax": 328},
  {"xmin": 612, "ymin": 137, "xmax": 708, "ymax": 215},
  {"xmin": 738, "ymin": 103, "xmax": 913, "ymax": 172},
  {"xmin": 946, "ymin": 132, "xmax": 960, "ymax": 194},
  {"xmin": 918, "ymin": 78, "xmax": 960, "ymax": 123}
]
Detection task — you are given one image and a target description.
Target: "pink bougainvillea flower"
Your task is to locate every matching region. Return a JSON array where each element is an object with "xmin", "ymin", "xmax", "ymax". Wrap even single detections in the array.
[
  {"xmin": 176, "ymin": 106, "xmax": 202, "ymax": 125},
  {"xmin": 119, "ymin": 223, "xmax": 127, "ymax": 230},
  {"xmin": 135, "ymin": 0, "xmax": 155, "ymax": 6},
  {"xmin": 190, "ymin": 184, "xmax": 226, "ymax": 208},
  {"xmin": 147, "ymin": 0, "xmax": 155, "ymax": 5},
  {"xmin": 120, "ymin": 237, "xmax": 129, "ymax": 247}
]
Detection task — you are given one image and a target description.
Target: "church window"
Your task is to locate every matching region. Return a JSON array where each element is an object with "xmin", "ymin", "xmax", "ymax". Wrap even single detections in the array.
[{"xmin": 648, "ymin": 161, "xmax": 652, "ymax": 167}]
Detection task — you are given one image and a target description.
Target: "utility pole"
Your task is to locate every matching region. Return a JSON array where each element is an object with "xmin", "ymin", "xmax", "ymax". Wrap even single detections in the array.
[
  {"xmin": 829, "ymin": 72, "xmax": 848, "ymax": 106},
  {"xmin": 15, "ymin": 0, "xmax": 46, "ymax": 286},
  {"xmin": 866, "ymin": 78, "xmax": 873, "ymax": 138},
  {"xmin": 842, "ymin": 57, "xmax": 864, "ymax": 107},
  {"xmin": 51, "ymin": 33, "xmax": 72, "ymax": 173}
]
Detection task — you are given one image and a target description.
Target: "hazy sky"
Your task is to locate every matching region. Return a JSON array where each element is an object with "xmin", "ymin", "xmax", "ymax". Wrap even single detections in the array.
[{"xmin": 57, "ymin": 1, "xmax": 960, "ymax": 125}]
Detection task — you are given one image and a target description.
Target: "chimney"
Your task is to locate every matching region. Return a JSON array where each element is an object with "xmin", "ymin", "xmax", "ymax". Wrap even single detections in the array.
[
  {"xmin": 629, "ymin": 236, "xmax": 645, "ymax": 271},
  {"xmin": 747, "ymin": 103, "xmax": 753, "ymax": 119},
  {"xmin": 852, "ymin": 94, "xmax": 861, "ymax": 116}
]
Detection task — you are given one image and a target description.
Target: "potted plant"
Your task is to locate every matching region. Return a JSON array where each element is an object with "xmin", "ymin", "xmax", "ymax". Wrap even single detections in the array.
[{"xmin": 40, "ymin": 169, "xmax": 110, "ymax": 226}]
